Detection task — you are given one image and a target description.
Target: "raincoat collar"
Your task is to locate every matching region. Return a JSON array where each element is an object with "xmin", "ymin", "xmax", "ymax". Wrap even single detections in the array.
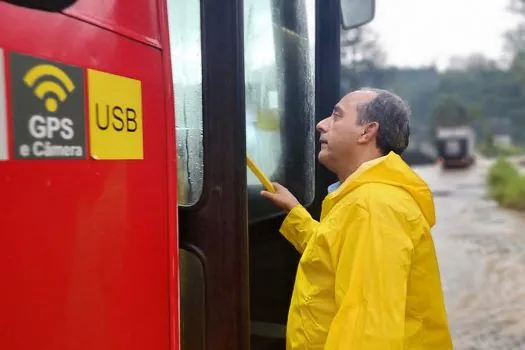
[{"xmin": 324, "ymin": 152, "xmax": 436, "ymax": 226}]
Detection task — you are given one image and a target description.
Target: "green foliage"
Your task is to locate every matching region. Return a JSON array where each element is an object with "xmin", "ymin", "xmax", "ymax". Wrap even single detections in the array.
[
  {"xmin": 430, "ymin": 94, "xmax": 470, "ymax": 127},
  {"xmin": 340, "ymin": 62, "xmax": 525, "ymax": 144},
  {"xmin": 436, "ymin": 67, "xmax": 525, "ymax": 131},
  {"xmin": 478, "ymin": 143, "xmax": 525, "ymax": 158},
  {"xmin": 487, "ymin": 157, "xmax": 525, "ymax": 210}
]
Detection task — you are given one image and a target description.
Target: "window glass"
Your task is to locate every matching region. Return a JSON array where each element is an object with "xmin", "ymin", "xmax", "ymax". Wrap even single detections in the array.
[
  {"xmin": 244, "ymin": 0, "xmax": 316, "ymax": 220},
  {"xmin": 167, "ymin": 0, "xmax": 204, "ymax": 206}
]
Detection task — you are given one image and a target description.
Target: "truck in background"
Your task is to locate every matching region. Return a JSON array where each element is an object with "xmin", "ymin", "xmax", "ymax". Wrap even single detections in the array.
[{"xmin": 435, "ymin": 125, "xmax": 476, "ymax": 168}]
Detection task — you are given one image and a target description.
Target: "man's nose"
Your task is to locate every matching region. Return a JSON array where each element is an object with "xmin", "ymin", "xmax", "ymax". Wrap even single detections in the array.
[{"xmin": 316, "ymin": 117, "xmax": 330, "ymax": 133}]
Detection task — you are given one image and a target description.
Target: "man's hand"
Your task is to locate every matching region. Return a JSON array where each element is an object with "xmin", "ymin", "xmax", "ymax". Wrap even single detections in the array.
[{"xmin": 260, "ymin": 182, "xmax": 300, "ymax": 212}]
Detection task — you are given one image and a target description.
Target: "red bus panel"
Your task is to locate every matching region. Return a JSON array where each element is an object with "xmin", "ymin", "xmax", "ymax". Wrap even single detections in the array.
[
  {"xmin": 0, "ymin": 2, "xmax": 177, "ymax": 350},
  {"xmin": 64, "ymin": 0, "xmax": 161, "ymax": 47}
]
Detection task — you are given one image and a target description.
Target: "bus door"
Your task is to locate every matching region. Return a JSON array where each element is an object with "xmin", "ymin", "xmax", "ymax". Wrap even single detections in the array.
[
  {"xmin": 166, "ymin": 0, "xmax": 249, "ymax": 349},
  {"xmin": 167, "ymin": 0, "xmax": 374, "ymax": 349}
]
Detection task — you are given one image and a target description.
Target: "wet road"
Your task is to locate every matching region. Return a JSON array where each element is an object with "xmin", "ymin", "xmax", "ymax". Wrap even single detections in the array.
[{"xmin": 414, "ymin": 158, "xmax": 525, "ymax": 349}]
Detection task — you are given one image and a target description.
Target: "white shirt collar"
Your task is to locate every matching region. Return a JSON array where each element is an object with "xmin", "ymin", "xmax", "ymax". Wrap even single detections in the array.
[{"xmin": 327, "ymin": 181, "xmax": 341, "ymax": 193}]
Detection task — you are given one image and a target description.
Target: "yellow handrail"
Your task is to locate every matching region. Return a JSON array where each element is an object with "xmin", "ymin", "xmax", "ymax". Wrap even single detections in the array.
[{"xmin": 246, "ymin": 156, "xmax": 276, "ymax": 193}]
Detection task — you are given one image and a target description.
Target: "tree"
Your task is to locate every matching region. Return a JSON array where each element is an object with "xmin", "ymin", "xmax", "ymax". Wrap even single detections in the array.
[
  {"xmin": 505, "ymin": 0, "xmax": 525, "ymax": 78},
  {"xmin": 431, "ymin": 94, "xmax": 471, "ymax": 128},
  {"xmin": 340, "ymin": 27, "xmax": 386, "ymax": 69},
  {"xmin": 340, "ymin": 26, "xmax": 387, "ymax": 91}
]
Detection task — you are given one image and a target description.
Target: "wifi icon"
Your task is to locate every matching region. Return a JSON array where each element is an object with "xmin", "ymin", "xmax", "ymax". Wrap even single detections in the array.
[{"xmin": 23, "ymin": 64, "xmax": 75, "ymax": 113}]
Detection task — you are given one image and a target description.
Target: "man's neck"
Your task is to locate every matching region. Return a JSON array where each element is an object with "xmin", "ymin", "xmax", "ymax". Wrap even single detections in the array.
[{"xmin": 337, "ymin": 149, "xmax": 383, "ymax": 183}]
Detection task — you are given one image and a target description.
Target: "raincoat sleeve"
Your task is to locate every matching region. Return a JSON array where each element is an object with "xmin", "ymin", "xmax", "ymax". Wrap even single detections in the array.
[
  {"xmin": 279, "ymin": 205, "xmax": 320, "ymax": 254},
  {"xmin": 325, "ymin": 205, "xmax": 414, "ymax": 349}
]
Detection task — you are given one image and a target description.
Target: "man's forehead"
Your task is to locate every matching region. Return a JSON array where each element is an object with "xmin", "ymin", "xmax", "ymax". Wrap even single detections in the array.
[
  {"xmin": 334, "ymin": 90, "xmax": 377, "ymax": 113},
  {"xmin": 340, "ymin": 90, "xmax": 377, "ymax": 107}
]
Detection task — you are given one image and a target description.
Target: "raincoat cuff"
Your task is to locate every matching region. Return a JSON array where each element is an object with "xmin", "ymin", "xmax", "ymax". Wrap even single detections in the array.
[{"xmin": 280, "ymin": 205, "xmax": 313, "ymax": 252}]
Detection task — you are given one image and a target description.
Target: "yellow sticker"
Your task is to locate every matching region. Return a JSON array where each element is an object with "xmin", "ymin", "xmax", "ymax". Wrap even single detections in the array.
[{"xmin": 87, "ymin": 69, "xmax": 143, "ymax": 160}]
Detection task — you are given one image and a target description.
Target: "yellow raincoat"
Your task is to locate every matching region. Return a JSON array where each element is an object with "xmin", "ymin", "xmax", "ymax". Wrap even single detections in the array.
[{"xmin": 280, "ymin": 152, "xmax": 452, "ymax": 349}]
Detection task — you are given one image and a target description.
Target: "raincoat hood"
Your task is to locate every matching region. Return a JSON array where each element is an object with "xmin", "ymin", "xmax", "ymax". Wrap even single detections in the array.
[{"xmin": 328, "ymin": 151, "xmax": 436, "ymax": 227}]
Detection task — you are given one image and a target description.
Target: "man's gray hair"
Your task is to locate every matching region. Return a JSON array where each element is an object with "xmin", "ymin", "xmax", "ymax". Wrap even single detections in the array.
[{"xmin": 356, "ymin": 87, "xmax": 411, "ymax": 155}]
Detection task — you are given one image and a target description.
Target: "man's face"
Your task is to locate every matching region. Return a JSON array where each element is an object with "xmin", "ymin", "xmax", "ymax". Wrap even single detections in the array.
[{"xmin": 316, "ymin": 91, "xmax": 376, "ymax": 171}]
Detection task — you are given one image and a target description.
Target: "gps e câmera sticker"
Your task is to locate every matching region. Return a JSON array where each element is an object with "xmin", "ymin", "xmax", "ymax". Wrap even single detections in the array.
[{"xmin": 8, "ymin": 52, "xmax": 86, "ymax": 159}]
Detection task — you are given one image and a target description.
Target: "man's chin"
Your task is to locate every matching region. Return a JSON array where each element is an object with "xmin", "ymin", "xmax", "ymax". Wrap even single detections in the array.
[
  {"xmin": 318, "ymin": 151, "xmax": 329, "ymax": 166},
  {"xmin": 318, "ymin": 151, "xmax": 338, "ymax": 172}
]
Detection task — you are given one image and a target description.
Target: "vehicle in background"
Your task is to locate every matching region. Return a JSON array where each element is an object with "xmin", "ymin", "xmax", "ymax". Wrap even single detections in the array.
[{"xmin": 435, "ymin": 125, "xmax": 476, "ymax": 168}]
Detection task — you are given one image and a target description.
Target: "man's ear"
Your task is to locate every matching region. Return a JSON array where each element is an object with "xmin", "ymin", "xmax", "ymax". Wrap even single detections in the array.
[{"xmin": 357, "ymin": 122, "xmax": 379, "ymax": 143}]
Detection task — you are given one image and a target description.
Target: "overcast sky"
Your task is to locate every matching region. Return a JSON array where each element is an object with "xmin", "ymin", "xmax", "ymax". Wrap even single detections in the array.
[{"xmin": 369, "ymin": 0, "xmax": 521, "ymax": 69}]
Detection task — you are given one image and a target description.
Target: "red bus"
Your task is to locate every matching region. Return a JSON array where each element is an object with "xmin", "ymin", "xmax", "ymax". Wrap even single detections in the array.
[{"xmin": 0, "ymin": 0, "xmax": 374, "ymax": 349}]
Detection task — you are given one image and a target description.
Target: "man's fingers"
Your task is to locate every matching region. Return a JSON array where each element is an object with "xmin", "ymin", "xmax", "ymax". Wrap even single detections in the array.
[
  {"xmin": 272, "ymin": 182, "xmax": 285, "ymax": 191},
  {"xmin": 260, "ymin": 190, "xmax": 276, "ymax": 199},
  {"xmin": 261, "ymin": 182, "xmax": 283, "ymax": 197}
]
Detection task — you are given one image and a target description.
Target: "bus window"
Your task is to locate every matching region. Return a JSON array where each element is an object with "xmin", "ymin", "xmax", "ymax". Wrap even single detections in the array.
[
  {"xmin": 167, "ymin": 0, "xmax": 204, "ymax": 207},
  {"xmin": 245, "ymin": 0, "xmax": 316, "ymax": 221}
]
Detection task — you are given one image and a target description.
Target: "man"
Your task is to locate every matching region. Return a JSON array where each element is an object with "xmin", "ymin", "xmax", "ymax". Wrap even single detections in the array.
[{"xmin": 261, "ymin": 88, "xmax": 453, "ymax": 349}]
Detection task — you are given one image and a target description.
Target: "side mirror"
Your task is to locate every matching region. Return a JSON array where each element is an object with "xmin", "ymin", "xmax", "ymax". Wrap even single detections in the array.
[
  {"xmin": 341, "ymin": 0, "xmax": 375, "ymax": 30},
  {"xmin": 1, "ymin": 0, "xmax": 77, "ymax": 12}
]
